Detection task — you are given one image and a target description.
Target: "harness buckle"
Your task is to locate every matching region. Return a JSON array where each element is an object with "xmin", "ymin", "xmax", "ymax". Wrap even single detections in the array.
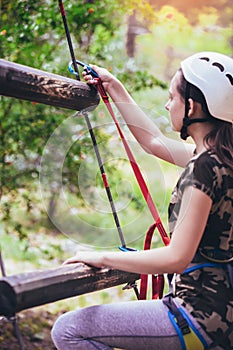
[{"xmin": 179, "ymin": 318, "xmax": 191, "ymax": 336}]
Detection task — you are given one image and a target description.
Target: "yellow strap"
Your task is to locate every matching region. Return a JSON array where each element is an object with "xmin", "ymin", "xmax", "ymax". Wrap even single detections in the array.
[{"xmin": 184, "ymin": 328, "xmax": 205, "ymax": 350}]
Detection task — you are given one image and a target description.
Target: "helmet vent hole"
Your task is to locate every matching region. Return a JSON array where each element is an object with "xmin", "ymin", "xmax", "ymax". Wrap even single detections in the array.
[
  {"xmin": 226, "ymin": 74, "xmax": 233, "ymax": 86},
  {"xmin": 212, "ymin": 62, "xmax": 224, "ymax": 72},
  {"xmin": 200, "ymin": 57, "xmax": 210, "ymax": 62}
]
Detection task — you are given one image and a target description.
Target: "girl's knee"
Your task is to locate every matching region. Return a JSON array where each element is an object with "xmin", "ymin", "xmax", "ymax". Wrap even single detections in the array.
[{"xmin": 51, "ymin": 312, "xmax": 74, "ymax": 349}]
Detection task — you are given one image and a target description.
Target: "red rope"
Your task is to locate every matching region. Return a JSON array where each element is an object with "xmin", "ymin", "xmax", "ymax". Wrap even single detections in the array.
[
  {"xmin": 96, "ymin": 80, "xmax": 170, "ymax": 299},
  {"xmin": 97, "ymin": 80, "xmax": 170, "ymax": 246}
]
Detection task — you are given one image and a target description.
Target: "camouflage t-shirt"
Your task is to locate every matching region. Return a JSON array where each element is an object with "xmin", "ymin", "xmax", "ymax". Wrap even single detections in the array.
[{"xmin": 168, "ymin": 150, "xmax": 233, "ymax": 348}]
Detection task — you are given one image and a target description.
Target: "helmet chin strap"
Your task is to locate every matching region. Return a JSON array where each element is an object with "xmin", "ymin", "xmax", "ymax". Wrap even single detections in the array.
[
  {"xmin": 180, "ymin": 116, "xmax": 211, "ymax": 140},
  {"xmin": 180, "ymin": 82, "xmax": 211, "ymax": 140}
]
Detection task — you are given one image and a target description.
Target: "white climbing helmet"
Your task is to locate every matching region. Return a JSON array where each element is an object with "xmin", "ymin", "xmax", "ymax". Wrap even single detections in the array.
[{"xmin": 181, "ymin": 51, "xmax": 233, "ymax": 123}]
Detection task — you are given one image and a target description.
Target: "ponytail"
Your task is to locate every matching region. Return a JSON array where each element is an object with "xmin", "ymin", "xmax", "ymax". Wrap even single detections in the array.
[{"xmin": 204, "ymin": 119, "xmax": 233, "ymax": 169}]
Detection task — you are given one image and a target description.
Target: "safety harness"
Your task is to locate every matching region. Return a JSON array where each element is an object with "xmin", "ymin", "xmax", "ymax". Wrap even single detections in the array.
[
  {"xmin": 163, "ymin": 249, "xmax": 233, "ymax": 350},
  {"xmin": 163, "ymin": 295, "xmax": 208, "ymax": 350}
]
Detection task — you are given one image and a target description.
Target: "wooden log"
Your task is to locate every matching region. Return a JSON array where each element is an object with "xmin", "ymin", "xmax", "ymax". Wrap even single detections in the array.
[
  {"xmin": 0, "ymin": 59, "xmax": 100, "ymax": 111},
  {"xmin": 0, "ymin": 264, "xmax": 140, "ymax": 317}
]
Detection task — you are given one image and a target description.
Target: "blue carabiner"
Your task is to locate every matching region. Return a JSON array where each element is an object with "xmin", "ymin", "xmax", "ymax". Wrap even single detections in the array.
[
  {"xmin": 119, "ymin": 246, "xmax": 138, "ymax": 252},
  {"xmin": 68, "ymin": 60, "xmax": 99, "ymax": 79}
]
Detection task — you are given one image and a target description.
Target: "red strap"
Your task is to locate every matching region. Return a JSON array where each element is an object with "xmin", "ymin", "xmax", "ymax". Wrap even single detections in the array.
[
  {"xmin": 97, "ymin": 81, "xmax": 170, "ymax": 247},
  {"xmin": 96, "ymin": 81, "xmax": 170, "ymax": 300},
  {"xmin": 139, "ymin": 223, "xmax": 165, "ymax": 300},
  {"xmin": 152, "ymin": 274, "xmax": 165, "ymax": 299},
  {"xmin": 139, "ymin": 223, "xmax": 156, "ymax": 300}
]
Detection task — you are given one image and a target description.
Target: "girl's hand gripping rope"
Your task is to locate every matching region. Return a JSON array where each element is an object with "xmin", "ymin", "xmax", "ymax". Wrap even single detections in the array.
[
  {"xmin": 82, "ymin": 63, "xmax": 118, "ymax": 94},
  {"xmin": 69, "ymin": 60, "xmax": 115, "ymax": 100}
]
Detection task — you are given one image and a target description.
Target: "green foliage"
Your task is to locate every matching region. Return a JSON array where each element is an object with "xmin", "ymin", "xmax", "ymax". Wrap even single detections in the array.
[
  {"xmin": 0, "ymin": 0, "xmax": 161, "ymax": 244},
  {"xmin": 119, "ymin": 70, "xmax": 167, "ymax": 93}
]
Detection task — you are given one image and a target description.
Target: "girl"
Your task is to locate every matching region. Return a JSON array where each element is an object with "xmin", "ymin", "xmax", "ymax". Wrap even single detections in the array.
[{"xmin": 51, "ymin": 52, "xmax": 233, "ymax": 350}]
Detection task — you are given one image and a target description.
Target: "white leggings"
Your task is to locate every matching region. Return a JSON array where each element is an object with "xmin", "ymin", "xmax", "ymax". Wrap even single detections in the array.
[{"xmin": 51, "ymin": 299, "xmax": 216, "ymax": 350}]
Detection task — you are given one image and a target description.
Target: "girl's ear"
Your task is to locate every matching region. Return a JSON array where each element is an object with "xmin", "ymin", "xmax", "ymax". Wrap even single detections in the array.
[{"xmin": 188, "ymin": 98, "xmax": 195, "ymax": 117}]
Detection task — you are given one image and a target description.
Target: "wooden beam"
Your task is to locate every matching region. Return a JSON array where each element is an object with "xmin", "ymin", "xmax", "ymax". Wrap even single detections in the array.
[
  {"xmin": 0, "ymin": 264, "xmax": 140, "ymax": 317},
  {"xmin": 0, "ymin": 59, "xmax": 100, "ymax": 111}
]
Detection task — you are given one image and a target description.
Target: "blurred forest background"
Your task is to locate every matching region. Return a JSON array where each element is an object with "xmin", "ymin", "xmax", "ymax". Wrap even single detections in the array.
[{"xmin": 0, "ymin": 0, "xmax": 232, "ymax": 348}]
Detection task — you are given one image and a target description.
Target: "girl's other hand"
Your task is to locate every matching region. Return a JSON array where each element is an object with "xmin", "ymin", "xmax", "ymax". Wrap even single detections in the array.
[{"xmin": 63, "ymin": 251, "xmax": 106, "ymax": 269}]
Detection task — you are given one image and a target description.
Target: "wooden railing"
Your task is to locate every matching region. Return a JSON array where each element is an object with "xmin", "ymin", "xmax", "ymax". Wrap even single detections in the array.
[
  {"xmin": 0, "ymin": 264, "xmax": 140, "ymax": 317},
  {"xmin": 0, "ymin": 59, "xmax": 100, "ymax": 110}
]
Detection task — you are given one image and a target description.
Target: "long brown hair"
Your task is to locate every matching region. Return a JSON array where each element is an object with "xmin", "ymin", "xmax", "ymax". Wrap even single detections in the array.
[{"xmin": 177, "ymin": 69, "xmax": 233, "ymax": 168}]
